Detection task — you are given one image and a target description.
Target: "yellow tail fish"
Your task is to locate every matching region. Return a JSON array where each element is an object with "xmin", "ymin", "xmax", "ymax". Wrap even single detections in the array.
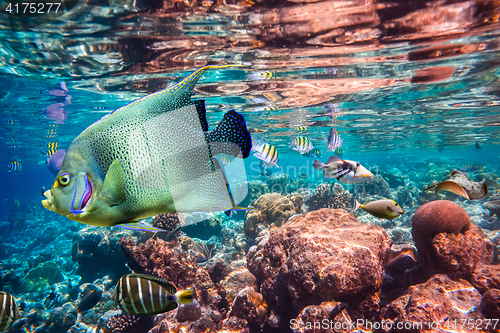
[{"xmin": 42, "ymin": 65, "xmax": 251, "ymax": 232}]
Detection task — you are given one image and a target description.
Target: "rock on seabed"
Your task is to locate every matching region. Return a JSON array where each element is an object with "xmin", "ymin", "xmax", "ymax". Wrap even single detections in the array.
[{"xmin": 247, "ymin": 208, "xmax": 392, "ymax": 328}]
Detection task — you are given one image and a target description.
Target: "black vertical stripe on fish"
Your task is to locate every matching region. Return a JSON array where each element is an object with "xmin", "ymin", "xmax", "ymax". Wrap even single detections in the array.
[
  {"xmin": 193, "ymin": 100, "xmax": 209, "ymax": 132},
  {"xmin": 205, "ymin": 110, "xmax": 252, "ymax": 158},
  {"xmin": 263, "ymin": 143, "xmax": 270, "ymax": 157}
]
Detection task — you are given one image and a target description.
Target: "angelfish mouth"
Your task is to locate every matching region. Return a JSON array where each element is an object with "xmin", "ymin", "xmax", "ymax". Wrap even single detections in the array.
[
  {"xmin": 71, "ymin": 174, "xmax": 94, "ymax": 214},
  {"xmin": 42, "ymin": 190, "xmax": 55, "ymax": 210}
]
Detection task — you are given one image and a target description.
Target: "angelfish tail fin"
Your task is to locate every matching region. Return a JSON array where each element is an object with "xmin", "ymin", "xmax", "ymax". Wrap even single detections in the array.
[
  {"xmin": 175, "ymin": 288, "xmax": 194, "ymax": 304},
  {"xmin": 206, "ymin": 110, "xmax": 252, "ymax": 158}
]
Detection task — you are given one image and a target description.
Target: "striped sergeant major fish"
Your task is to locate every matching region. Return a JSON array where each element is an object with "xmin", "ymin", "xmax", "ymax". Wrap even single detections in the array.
[
  {"xmin": 43, "ymin": 142, "xmax": 59, "ymax": 158},
  {"xmin": 111, "ymin": 274, "xmax": 193, "ymax": 315},
  {"xmin": 251, "ymin": 138, "xmax": 279, "ymax": 167},
  {"xmin": 7, "ymin": 161, "xmax": 21, "ymax": 173},
  {"xmin": 0, "ymin": 291, "xmax": 21, "ymax": 331},
  {"xmin": 291, "ymin": 136, "xmax": 313, "ymax": 154}
]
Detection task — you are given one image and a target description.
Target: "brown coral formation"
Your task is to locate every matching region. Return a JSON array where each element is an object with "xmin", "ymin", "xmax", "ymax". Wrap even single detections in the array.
[
  {"xmin": 119, "ymin": 237, "xmax": 225, "ymax": 331},
  {"xmin": 227, "ymin": 287, "xmax": 268, "ymax": 328},
  {"xmin": 480, "ymin": 288, "xmax": 500, "ymax": 319},
  {"xmin": 382, "ymin": 274, "xmax": 486, "ymax": 332},
  {"xmin": 221, "ymin": 267, "xmax": 258, "ymax": 303},
  {"xmin": 411, "ymin": 200, "xmax": 471, "ymax": 277},
  {"xmin": 305, "ymin": 183, "xmax": 353, "ymax": 212},
  {"xmin": 244, "ymin": 193, "xmax": 295, "ymax": 238},
  {"xmin": 119, "ymin": 237, "xmax": 219, "ymax": 307},
  {"xmin": 247, "ymin": 208, "xmax": 391, "ymax": 329},
  {"xmin": 291, "ymin": 301, "xmax": 351, "ymax": 333}
]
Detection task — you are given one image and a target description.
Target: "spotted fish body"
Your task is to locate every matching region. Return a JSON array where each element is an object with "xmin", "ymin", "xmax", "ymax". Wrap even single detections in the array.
[
  {"xmin": 111, "ymin": 274, "xmax": 193, "ymax": 315},
  {"xmin": 0, "ymin": 292, "xmax": 21, "ymax": 331},
  {"xmin": 42, "ymin": 65, "xmax": 251, "ymax": 229}
]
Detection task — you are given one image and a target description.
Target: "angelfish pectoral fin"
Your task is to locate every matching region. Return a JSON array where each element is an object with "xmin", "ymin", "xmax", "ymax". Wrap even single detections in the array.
[{"xmin": 100, "ymin": 160, "xmax": 126, "ymax": 206}]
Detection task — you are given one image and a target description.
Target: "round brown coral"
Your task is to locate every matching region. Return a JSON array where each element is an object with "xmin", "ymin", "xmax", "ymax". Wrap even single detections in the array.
[
  {"xmin": 411, "ymin": 200, "xmax": 471, "ymax": 275},
  {"xmin": 244, "ymin": 193, "xmax": 295, "ymax": 238}
]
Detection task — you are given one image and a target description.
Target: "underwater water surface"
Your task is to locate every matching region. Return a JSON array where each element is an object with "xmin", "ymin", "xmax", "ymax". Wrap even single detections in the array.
[{"xmin": 1, "ymin": 0, "xmax": 500, "ymax": 332}]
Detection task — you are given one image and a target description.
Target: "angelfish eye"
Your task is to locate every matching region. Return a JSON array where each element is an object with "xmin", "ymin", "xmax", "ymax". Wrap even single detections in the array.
[{"xmin": 59, "ymin": 173, "xmax": 71, "ymax": 186}]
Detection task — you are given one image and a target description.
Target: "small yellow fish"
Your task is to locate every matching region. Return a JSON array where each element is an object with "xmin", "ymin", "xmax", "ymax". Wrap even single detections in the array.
[{"xmin": 352, "ymin": 198, "xmax": 404, "ymax": 219}]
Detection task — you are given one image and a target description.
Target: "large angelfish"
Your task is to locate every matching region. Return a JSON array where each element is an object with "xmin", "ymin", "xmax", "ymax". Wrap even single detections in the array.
[{"xmin": 42, "ymin": 65, "xmax": 252, "ymax": 232}]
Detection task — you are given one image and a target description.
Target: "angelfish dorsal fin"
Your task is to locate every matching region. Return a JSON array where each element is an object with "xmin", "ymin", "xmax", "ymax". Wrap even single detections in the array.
[
  {"xmin": 101, "ymin": 160, "xmax": 126, "ymax": 206},
  {"xmin": 123, "ymin": 65, "xmax": 241, "ymax": 115}
]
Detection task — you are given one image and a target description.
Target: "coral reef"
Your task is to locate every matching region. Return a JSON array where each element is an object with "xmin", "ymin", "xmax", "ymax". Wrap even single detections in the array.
[
  {"xmin": 286, "ymin": 192, "xmax": 304, "ymax": 214},
  {"xmin": 181, "ymin": 216, "xmax": 223, "ymax": 240},
  {"xmin": 24, "ymin": 261, "xmax": 64, "ymax": 292},
  {"xmin": 356, "ymin": 174, "xmax": 392, "ymax": 202},
  {"xmin": 227, "ymin": 287, "xmax": 268, "ymax": 329},
  {"xmin": 305, "ymin": 183, "xmax": 353, "ymax": 212},
  {"xmin": 291, "ymin": 301, "xmax": 351, "ymax": 333},
  {"xmin": 247, "ymin": 208, "xmax": 391, "ymax": 329},
  {"xmin": 266, "ymin": 173, "xmax": 289, "ymax": 194},
  {"xmin": 305, "ymin": 182, "xmax": 331, "ymax": 211},
  {"xmin": 480, "ymin": 289, "xmax": 500, "ymax": 319},
  {"xmin": 327, "ymin": 183, "xmax": 352, "ymax": 211},
  {"xmin": 382, "ymin": 274, "xmax": 486, "ymax": 332},
  {"xmin": 119, "ymin": 237, "xmax": 225, "ymax": 331},
  {"xmin": 221, "ymin": 267, "xmax": 258, "ymax": 303},
  {"xmin": 97, "ymin": 311, "xmax": 154, "ymax": 333},
  {"xmin": 244, "ymin": 193, "xmax": 295, "ymax": 238},
  {"xmin": 72, "ymin": 227, "xmax": 139, "ymax": 282},
  {"xmin": 176, "ymin": 300, "xmax": 202, "ymax": 322}
]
